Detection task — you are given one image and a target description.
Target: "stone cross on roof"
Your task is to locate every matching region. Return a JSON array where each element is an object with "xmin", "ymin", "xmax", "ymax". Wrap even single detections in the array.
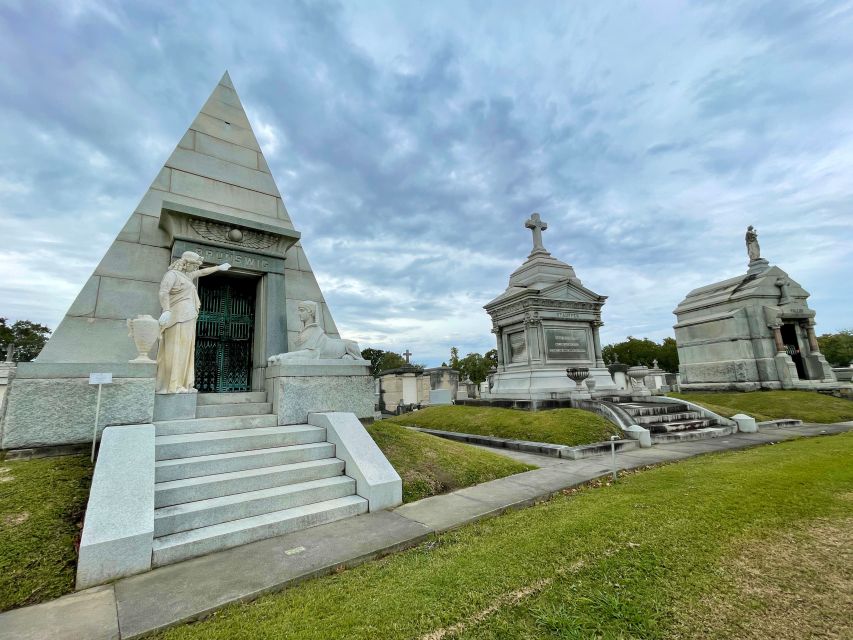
[
  {"xmin": 525, "ymin": 213, "xmax": 548, "ymax": 254},
  {"xmin": 403, "ymin": 349, "xmax": 412, "ymax": 363}
]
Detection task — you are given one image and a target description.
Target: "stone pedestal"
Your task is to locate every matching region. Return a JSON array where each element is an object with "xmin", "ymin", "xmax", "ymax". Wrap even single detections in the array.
[
  {"xmin": 153, "ymin": 393, "xmax": 197, "ymax": 421},
  {"xmin": 266, "ymin": 360, "xmax": 374, "ymax": 425}
]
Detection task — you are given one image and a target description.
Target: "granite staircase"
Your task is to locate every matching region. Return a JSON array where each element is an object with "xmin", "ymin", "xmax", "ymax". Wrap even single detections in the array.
[
  {"xmin": 152, "ymin": 392, "xmax": 367, "ymax": 567},
  {"xmin": 604, "ymin": 398, "xmax": 734, "ymax": 443}
]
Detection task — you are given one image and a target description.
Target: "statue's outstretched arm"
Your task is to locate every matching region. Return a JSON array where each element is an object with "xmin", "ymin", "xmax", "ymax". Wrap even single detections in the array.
[{"xmin": 190, "ymin": 263, "xmax": 231, "ymax": 279}]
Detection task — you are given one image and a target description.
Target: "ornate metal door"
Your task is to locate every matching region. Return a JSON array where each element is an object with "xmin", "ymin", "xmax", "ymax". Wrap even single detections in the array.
[{"xmin": 194, "ymin": 275, "xmax": 256, "ymax": 393}]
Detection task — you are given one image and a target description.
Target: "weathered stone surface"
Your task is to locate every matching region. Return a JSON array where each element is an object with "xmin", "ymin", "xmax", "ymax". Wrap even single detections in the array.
[
  {"xmin": 167, "ymin": 148, "xmax": 280, "ymax": 197},
  {"xmin": 66, "ymin": 276, "xmax": 100, "ymax": 317},
  {"xmin": 169, "ymin": 170, "xmax": 278, "ymax": 218},
  {"xmin": 1, "ymin": 377, "xmax": 154, "ymax": 448},
  {"xmin": 37, "ymin": 317, "xmax": 141, "ymax": 363},
  {"xmin": 195, "ymin": 131, "xmax": 258, "ymax": 169},
  {"xmin": 93, "ymin": 277, "xmax": 160, "ymax": 320},
  {"xmin": 153, "ymin": 393, "xmax": 197, "ymax": 421},
  {"xmin": 77, "ymin": 424, "xmax": 155, "ymax": 589},
  {"xmin": 269, "ymin": 372, "xmax": 375, "ymax": 425},
  {"xmin": 94, "ymin": 240, "xmax": 171, "ymax": 283}
]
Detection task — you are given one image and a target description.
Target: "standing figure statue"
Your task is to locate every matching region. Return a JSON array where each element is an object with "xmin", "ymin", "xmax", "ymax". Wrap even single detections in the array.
[
  {"xmin": 268, "ymin": 300, "xmax": 361, "ymax": 363},
  {"xmin": 156, "ymin": 252, "xmax": 231, "ymax": 394},
  {"xmin": 745, "ymin": 225, "xmax": 761, "ymax": 261}
]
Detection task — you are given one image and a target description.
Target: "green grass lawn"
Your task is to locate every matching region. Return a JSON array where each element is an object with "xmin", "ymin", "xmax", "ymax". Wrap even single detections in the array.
[
  {"xmin": 155, "ymin": 432, "xmax": 853, "ymax": 640},
  {"xmin": 671, "ymin": 390, "xmax": 853, "ymax": 423},
  {"xmin": 0, "ymin": 455, "xmax": 92, "ymax": 612},
  {"xmin": 385, "ymin": 405, "xmax": 620, "ymax": 447},
  {"xmin": 368, "ymin": 421, "xmax": 535, "ymax": 503}
]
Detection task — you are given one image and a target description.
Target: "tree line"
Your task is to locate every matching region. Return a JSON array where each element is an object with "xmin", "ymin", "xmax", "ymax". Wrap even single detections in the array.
[{"xmin": 0, "ymin": 318, "xmax": 51, "ymax": 362}]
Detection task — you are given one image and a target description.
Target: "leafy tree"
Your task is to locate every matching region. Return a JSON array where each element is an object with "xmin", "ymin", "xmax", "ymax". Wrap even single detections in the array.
[
  {"xmin": 378, "ymin": 351, "xmax": 407, "ymax": 372},
  {"xmin": 657, "ymin": 337, "xmax": 679, "ymax": 373},
  {"xmin": 0, "ymin": 318, "xmax": 52, "ymax": 362},
  {"xmin": 449, "ymin": 347, "xmax": 460, "ymax": 370},
  {"xmin": 457, "ymin": 352, "xmax": 491, "ymax": 384},
  {"xmin": 484, "ymin": 349, "xmax": 498, "ymax": 369},
  {"xmin": 818, "ymin": 329, "xmax": 853, "ymax": 367},
  {"xmin": 602, "ymin": 336, "xmax": 679, "ymax": 372},
  {"xmin": 361, "ymin": 348, "xmax": 386, "ymax": 376}
]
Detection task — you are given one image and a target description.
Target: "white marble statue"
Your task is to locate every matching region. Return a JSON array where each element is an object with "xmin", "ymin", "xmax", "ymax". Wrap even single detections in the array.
[
  {"xmin": 268, "ymin": 300, "xmax": 361, "ymax": 363},
  {"xmin": 745, "ymin": 225, "xmax": 761, "ymax": 261},
  {"xmin": 156, "ymin": 252, "xmax": 231, "ymax": 394}
]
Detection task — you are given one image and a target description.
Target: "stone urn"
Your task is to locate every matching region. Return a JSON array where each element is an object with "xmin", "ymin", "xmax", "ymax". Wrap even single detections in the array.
[
  {"xmin": 627, "ymin": 365, "xmax": 650, "ymax": 390},
  {"xmin": 585, "ymin": 378, "xmax": 596, "ymax": 392},
  {"xmin": 566, "ymin": 367, "xmax": 590, "ymax": 390},
  {"xmin": 127, "ymin": 315, "xmax": 160, "ymax": 363}
]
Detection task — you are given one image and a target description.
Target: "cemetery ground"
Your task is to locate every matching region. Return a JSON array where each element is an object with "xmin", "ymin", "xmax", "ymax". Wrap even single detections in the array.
[
  {"xmin": 152, "ymin": 431, "xmax": 852, "ymax": 640},
  {"xmin": 0, "ymin": 455, "xmax": 92, "ymax": 612},
  {"xmin": 386, "ymin": 405, "xmax": 621, "ymax": 446},
  {"xmin": 671, "ymin": 390, "xmax": 853, "ymax": 424}
]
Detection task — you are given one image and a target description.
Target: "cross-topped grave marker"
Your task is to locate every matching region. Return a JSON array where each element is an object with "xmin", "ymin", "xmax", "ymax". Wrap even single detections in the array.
[
  {"xmin": 525, "ymin": 212, "xmax": 548, "ymax": 254},
  {"xmin": 403, "ymin": 349, "xmax": 412, "ymax": 363}
]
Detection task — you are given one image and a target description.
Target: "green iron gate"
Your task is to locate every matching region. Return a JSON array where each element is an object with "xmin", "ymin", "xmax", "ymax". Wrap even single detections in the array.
[{"xmin": 194, "ymin": 275, "xmax": 256, "ymax": 393}]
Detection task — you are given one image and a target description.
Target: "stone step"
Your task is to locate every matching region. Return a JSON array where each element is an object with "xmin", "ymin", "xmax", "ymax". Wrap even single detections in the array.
[
  {"xmin": 154, "ymin": 457, "xmax": 345, "ymax": 507},
  {"xmin": 197, "ymin": 392, "xmax": 268, "ymax": 406},
  {"xmin": 620, "ymin": 403, "xmax": 689, "ymax": 417},
  {"xmin": 632, "ymin": 411, "xmax": 702, "ymax": 425},
  {"xmin": 651, "ymin": 425, "xmax": 735, "ymax": 444},
  {"xmin": 155, "ymin": 425, "xmax": 326, "ymax": 460},
  {"xmin": 196, "ymin": 402, "xmax": 273, "ymax": 419},
  {"xmin": 649, "ymin": 419, "xmax": 715, "ymax": 434},
  {"xmin": 152, "ymin": 495, "xmax": 368, "ymax": 567},
  {"xmin": 154, "ymin": 475, "xmax": 356, "ymax": 536},
  {"xmin": 154, "ymin": 442, "xmax": 336, "ymax": 483},
  {"xmin": 155, "ymin": 414, "xmax": 279, "ymax": 436}
]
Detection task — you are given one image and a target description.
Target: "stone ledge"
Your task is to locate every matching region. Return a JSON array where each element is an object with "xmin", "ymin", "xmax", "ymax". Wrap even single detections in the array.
[
  {"xmin": 15, "ymin": 362, "xmax": 156, "ymax": 379},
  {"xmin": 76, "ymin": 424, "xmax": 155, "ymax": 590},
  {"xmin": 265, "ymin": 360, "xmax": 371, "ymax": 378}
]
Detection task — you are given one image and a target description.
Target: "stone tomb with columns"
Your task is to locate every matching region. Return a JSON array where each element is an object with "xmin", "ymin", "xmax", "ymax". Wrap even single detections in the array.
[
  {"xmin": 673, "ymin": 226, "xmax": 844, "ymax": 392},
  {"xmin": 485, "ymin": 213, "xmax": 617, "ymax": 401}
]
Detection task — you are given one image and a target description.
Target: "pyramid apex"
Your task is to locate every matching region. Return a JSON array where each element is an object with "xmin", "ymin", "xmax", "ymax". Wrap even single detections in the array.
[{"xmin": 219, "ymin": 70, "xmax": 234, "ymax": 90}]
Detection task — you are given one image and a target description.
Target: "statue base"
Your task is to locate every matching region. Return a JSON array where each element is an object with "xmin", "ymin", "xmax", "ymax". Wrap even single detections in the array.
[
  {"xmin": 265, "ymin": 359, "xmax": 375, "ymax": 425},
  {"xmin": 747, "ymin": 258, "xmax": 770, "ymax": 275}
]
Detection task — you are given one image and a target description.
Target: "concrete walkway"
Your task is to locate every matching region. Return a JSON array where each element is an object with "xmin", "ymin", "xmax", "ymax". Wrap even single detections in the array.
[{"xmin": 2, "ymin": 422, "xmax": 850, "ymax": 640}]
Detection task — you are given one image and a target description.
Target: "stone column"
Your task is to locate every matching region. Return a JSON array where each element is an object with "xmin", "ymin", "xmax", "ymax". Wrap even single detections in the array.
[
  {"xmin": 491, "ymin": 326, "xmax": 505, "ymax": 371},
  {"xmin": 805, "ymin": 321, "xmax": 820, "ymax": 353},
  {"xmin": 592, "ymin": 321, "xmax": 605, "ymax": 368},
  {"xmin": 771, "ymin": 325, "xmax": 785, "ymax": 353}
]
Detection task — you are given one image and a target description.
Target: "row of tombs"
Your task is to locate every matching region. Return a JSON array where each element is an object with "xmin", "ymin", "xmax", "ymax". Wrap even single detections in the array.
[
  {"xmin": 0, "ymin": 72, "xmax": 848, "ymax": 590},
  {"xmin": 0, "ymin": 70, "xmax": 848, "ymax": 452}
]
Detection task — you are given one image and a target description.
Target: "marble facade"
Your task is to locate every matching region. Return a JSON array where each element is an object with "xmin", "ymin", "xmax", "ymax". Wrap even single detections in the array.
[
  {"xmin": 485, "ymin": 214, "xmax": 617, "ymax": 400},
  {"xmin": 674, "ymin": 226, "xmax": 843, "ymax": 392}
]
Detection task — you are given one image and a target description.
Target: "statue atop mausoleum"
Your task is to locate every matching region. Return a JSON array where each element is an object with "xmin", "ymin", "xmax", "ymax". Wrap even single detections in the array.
[{"xmin": 745, "ymin": 225, "xmax": 761, "ymax": 261}]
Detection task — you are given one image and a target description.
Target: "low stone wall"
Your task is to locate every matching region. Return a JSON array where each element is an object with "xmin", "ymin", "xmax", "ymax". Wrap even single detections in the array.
[{"xmin": 1, "ymin": 363, "xmax": 156, "ymax": 450}]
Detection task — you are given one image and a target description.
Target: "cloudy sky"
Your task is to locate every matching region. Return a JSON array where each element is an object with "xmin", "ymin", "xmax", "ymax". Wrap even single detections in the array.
[{"xmin": 1, "ymin": 0, "xmax": 851, "ymax": 366}]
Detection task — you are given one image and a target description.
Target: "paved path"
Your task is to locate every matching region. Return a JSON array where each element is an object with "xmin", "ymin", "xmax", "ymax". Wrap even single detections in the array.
[{"xmin": 2, "ymin": 422, "xmax": 850, "ymax": 640}]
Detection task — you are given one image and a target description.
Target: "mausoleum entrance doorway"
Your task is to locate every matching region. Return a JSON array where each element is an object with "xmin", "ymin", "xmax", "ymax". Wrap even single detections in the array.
[
  {"xmin": 780, "ymin": 323, "xmax": 806, "ymax": 379},
  {"xmin": 195, "ymin": 272, "xmax": 258, "ymax": 393}
]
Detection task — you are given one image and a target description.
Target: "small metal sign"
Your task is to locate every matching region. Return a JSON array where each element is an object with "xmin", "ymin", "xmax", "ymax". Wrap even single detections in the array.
[{"xmin": 89, "ymin": 373, "xmax": 113, "ymax": 385}]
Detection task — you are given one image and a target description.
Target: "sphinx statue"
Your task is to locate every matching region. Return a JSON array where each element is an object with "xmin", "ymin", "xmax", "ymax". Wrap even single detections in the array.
[{"xmin": 268, "ymin": 300, "xmax": 362, "ymax": 363}]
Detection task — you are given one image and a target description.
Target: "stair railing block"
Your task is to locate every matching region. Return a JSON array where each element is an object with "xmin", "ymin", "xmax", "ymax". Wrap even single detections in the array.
[
  {"xmin": 308, "ymin": 412, "xmax": 402, "ymax": 511},
  {"xmin": 76, "ymin": 424, "xmax": 155, "ymax": 590}
]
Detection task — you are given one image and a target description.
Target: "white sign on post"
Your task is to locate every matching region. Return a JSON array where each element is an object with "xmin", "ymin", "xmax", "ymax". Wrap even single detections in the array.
[{"xmin": 89, "ymin": 372, "xmax": 113, "ymax": 461}]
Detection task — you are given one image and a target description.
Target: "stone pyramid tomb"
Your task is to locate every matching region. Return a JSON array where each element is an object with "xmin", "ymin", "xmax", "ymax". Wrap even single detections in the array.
[{"xmin": 1, "ymin": 72, "xmax": 339, "ymax": 449}]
